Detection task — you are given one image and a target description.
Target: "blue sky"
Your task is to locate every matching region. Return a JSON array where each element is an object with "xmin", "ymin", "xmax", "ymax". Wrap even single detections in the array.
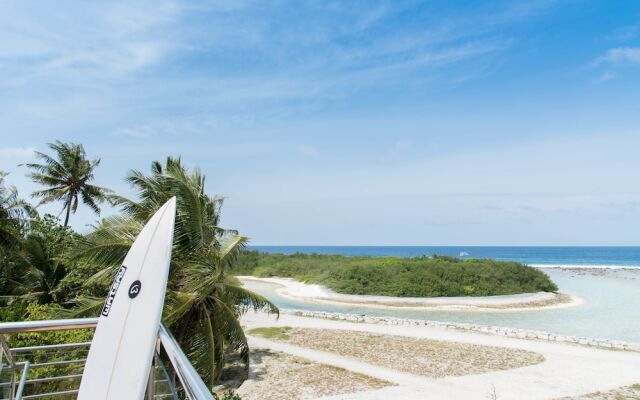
[{"xmin": 1, "ymin": 0, "xmax": 640, "ymax": 245}]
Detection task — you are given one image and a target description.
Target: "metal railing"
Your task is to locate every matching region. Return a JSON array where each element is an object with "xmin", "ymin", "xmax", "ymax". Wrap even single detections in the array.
[{"xmin": 0, "ymin": 318, "xmax": 214, "ymax": 400}]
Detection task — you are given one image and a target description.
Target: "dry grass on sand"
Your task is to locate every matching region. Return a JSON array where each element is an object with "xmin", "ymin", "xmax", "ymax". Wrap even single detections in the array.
[
  {"xmin": 555, "ymin": 384, "xmax": 640, "ymax": 400},
  {"xmin": 236, "ymin": 348, "xmax": 391, "ymax": 400},
  {"xmin": 249, "ymin": 327, "xmax": 545, "ymax": 378}
]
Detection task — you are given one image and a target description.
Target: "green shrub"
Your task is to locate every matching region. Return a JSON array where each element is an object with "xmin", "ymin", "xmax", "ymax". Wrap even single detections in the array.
[{"xmin": 214, "ymin": 390, "xmax": 242, "ymax": 400}]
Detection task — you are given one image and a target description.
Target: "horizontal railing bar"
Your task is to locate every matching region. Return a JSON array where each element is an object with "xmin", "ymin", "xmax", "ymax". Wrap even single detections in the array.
[
  {"xmin": 11, "ymin": 342, "xmax": 92, "ymax": 353},
  {"xmin": 30, "ymin": 358, "xmax": 86, "ymax": 368},
  {"xmin": 26, "ymin": 373, "xmax": 83, "ymax": 384},
  {"xmin": 0, "ymin": 318, "xmax": 98, "ymax": 334},
  {"xmin": 0, "ymin": 373, "xmax": 83, "ymax": 386},
  {"xmin": 22, "ymin": 389, "xmax": 79, "ymax": 399}
]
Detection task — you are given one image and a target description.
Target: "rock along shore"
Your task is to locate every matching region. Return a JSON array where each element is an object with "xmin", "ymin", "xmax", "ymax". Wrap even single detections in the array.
[{"xmin": 282, "ymin": 309, "xmax": 640, "ymax": 352}]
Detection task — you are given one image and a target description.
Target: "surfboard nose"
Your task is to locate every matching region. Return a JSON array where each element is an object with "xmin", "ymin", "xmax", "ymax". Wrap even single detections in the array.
[
  {"xmin": 165, "ymin": 196, "xmax": 176, "ymax": 212},
  {"xmin": 161, "ymin": 196, "xmax": 177, "ymax": 218}
]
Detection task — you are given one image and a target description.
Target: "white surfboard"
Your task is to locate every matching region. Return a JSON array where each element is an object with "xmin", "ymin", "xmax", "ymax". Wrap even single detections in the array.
[{"xmin": 78, "ymin": 197, "xmax": 177, "ymax": 400}]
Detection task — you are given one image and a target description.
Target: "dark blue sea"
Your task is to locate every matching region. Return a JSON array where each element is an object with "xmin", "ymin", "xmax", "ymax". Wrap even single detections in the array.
[{"xmin": 249, "ymin": 246, "xmax": 640, "ymax": 267}]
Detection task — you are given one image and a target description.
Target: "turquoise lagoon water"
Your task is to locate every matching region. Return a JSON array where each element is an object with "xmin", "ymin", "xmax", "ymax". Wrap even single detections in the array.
[{"xmin": 245, "ymin": 246, "xmax": 640, "ymax": 343}]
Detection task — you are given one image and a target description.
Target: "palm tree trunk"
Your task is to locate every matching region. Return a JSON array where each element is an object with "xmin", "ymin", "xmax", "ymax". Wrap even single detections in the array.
[{"xmin": 63, "ymin": 197, "xmax": 72, "ymax": 227}]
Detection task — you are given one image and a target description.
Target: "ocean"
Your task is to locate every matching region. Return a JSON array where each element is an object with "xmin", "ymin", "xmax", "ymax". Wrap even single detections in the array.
[
  {"xmin": 250, "ymin": 246, "xmax": 640, "ymax": 268},
  {"xmin": 245, "ymin": 246, "xmax": 640, "ymax": 343}
]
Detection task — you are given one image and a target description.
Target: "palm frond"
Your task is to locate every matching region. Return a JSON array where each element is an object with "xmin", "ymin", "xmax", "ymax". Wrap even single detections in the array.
[
  {"xmin": 163, "ymin": 289, "xmax": 198, "ymax": 326},
  {"xmin": 216, "ymin": 282, "xmax": 279, "ymax": 316},
  {"xmin": 59, "ymin": 296, "xmax": 105, "ymax": 318}
]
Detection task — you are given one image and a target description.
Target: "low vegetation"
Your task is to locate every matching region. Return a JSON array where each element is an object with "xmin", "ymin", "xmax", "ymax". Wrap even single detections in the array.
[
  {"xmin": 249, "ymin": 326, "xmax": 545, "ymax": 378},
  {"xmin": 236, "ymin": 348, "xmax": 391, "ymax": 400},
  {"xmin": 555, "ymin": 384, "xmax": 640, "ymax": 400},
  {"xmin": 235, "ymin": 252, "xmax": 558, "ymax": 297},
  {"xmin": 248, "ymin": 327, "xmax": 292, "ymax": 340}
]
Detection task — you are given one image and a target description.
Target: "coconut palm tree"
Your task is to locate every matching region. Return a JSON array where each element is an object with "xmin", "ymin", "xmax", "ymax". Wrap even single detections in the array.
[
  {"xmin": 11, "ymin": 215, "xmax": 76, "ymax": 304},
  {"xmin": 0, "ymin": 172, "xmax": 36, "ymax": 297},
  {"xmin": 70, "ymin": 157, "xmax": 277, "ymax": 388},
  {"xmin": 0, "ymin": 171, "xmax": 35, "ymax": 245},
  {"xmin": 24, "ymin": 141, "xmax": 110, "ymax": 227}
]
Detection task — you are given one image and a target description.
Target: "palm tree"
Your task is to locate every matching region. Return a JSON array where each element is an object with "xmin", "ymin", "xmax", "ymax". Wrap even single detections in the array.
[
  {"xmin": 24, "ymin": 141, "xmax": 110, "ymax": 227},
  {"xmin": 70, "ymin": 157, "xmax": 277, "ymax": 388},
  {"xmin": 0, "ymin": 172, "xmax": 36, "ymax": 297},
  {"xmin": 0, "ymin": 171, "xmax": 35, "ymax": 245},
  {"xmin": 12, "ymin": 215, "xmax": 75, "ymax": 304}
]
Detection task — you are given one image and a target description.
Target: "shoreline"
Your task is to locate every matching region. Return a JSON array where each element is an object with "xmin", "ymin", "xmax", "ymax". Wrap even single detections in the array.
[
  {"xmin": 238, "ymin": 276, "xmax": 583, "ymax": 312},
  {"xmin": 532, "ymin": 264, "xmax": 640, "ymax": 270}
]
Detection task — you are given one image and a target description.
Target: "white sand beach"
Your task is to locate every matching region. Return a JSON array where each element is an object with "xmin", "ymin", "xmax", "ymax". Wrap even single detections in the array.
[
  {"xmin": 239, "ymin": 311, "xmax": 640, "ymax": 400},
  {"xmin": 238, "ymin": 276, "xmax": 582, "ymax": 311}
]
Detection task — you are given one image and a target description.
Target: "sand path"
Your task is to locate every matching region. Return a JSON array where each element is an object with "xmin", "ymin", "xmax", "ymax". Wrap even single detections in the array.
[{"xmin": 242, "ymin": 312, "xmax": 640, "ymax": 400}]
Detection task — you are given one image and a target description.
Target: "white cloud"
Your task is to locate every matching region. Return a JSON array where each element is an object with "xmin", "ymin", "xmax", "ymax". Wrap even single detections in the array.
[
  {"xmin": 43, "ymin": 41, "xmax": 167, "ymax": 79},
  {"xmin": 113, "ymin": 126, "xmax": 157, "ymax": 139},
  {"xmin": 606, "ymin": 26, "xmax": 638, "ymax": 41},
  {"xmin": 0, "ymin": 1, "xmax": 182, "ymax": 87},
  {"xmin": 0, "ymin": 146, "xmax": 36, "ymax": 159},
  {"xmin": 594, "ymin": 47, "xmax": 640, "ymax": 66},
  {"xmin": 590, "ymin": 47, "xmax": 640, "ymax": 82},
  {"xmin": 298, "ymin": 144, "xmax": 320, "ymax": 158},
  {"xmin": 594, "ymin": 71, "xmax": 616, "ymax": 83}
]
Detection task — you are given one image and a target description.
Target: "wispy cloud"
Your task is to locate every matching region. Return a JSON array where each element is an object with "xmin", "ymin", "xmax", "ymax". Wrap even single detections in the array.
[
  {"xmin": 594, "ymin": 47, "xmax": 640, "ymax": 66},
  {"xmin": 590, "ymin": 46, "xmax": 640, "ymax": 82},
  {"xmin": 0, "ymin": 146, "xmax": 36, "ymax": 159},
  {"xmin": 298, "ymin": 144, "xmax": 320, "ymax": 158},
  {"xmin": 593, "ymin": 71, "xmax": 616, "ymax": 83},
  {"xmin": 0, "ymin": 0, "xmax": 560, "ymax": 127},
  {"xmin": 606, "ymin": 25, "xmax": 638, "ymax": 41},
  {"xmin": 113, "ymin": 125, "xmax": 157, "ymax": 139},
  {"xmin": 0, "ymin": 1, "xmax": 183, "ymax": 87}
]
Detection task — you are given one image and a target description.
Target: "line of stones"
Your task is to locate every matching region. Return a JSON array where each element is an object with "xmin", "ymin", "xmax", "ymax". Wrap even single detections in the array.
[{"xmin": 283, "ymin": 309, "xmax": 639, "ymax": 352}]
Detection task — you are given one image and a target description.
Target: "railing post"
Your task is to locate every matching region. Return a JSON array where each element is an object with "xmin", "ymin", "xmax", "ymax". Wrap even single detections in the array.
[
  {"xmin": 14, "ymin": 362, "xmax": 30, "ymax": 400},
  {"xmin": 3, "ymin": 369, "xmax": 15, "ymax": 400},
  {"xmin": 1, "ymin": 334, "xmax": 16, "ymax": 400},
  {"xmin": 146, "ymin": 337, "xmax": 160, "ymax": 400},
  {"xmin": 0, "ymin": 334, "xmax": 15, "ymax": 367}
]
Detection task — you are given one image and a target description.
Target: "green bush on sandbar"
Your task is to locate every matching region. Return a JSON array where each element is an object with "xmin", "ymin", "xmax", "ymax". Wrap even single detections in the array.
[{"xmin": 234, "ymin": 252, "xmax": 558, "ymax": 297}]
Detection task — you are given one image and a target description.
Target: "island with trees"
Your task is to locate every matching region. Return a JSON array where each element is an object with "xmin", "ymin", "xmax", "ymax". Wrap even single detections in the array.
[{"xmin": 235, "ymin": 251, "xmax": 559, "ymax": 298}]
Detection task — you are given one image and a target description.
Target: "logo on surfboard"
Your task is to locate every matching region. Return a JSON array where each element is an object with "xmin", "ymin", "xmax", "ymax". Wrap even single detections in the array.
[
  {"xmin": 101, "ymin": 265, "xmax": 127, "ymax": 317},
  {"xmin": 128, "ymin": 280, "xmax": 141, "ymax": 298}
]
